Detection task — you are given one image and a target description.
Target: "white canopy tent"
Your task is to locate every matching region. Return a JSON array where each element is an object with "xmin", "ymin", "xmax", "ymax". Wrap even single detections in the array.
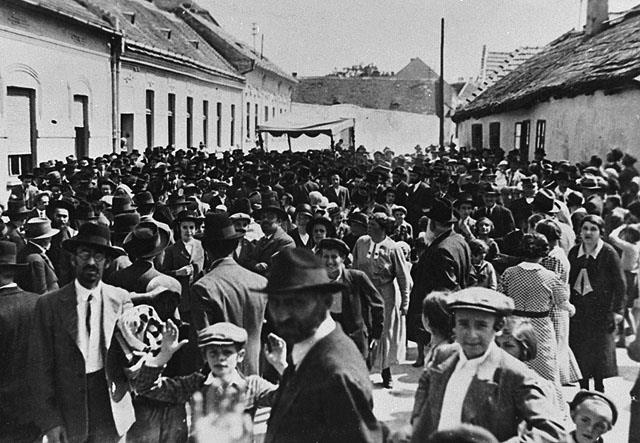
[{"xmin": 256, "ymin": 116, "xmax": 355, "ymax": 150}]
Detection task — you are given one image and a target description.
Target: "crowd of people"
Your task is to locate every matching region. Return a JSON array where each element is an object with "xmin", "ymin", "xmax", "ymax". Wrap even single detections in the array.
[{"xmin": 1, "ymin": 141, "xmax": 639, "ymax": 442}]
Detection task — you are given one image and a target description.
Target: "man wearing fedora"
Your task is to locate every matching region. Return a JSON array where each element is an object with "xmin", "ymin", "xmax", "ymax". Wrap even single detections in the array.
[
  {"xmin": 104, "ymin": 222, "xmax": 171, "ymax": 293},
  {"xmin": 0, "ymin": 241, "xmax": 41, "ymax": 442},
  {"xmin": 47, "ymin": 199, "xmax": 78, "ymax": 287},
  {"xmin": 16, "ymin": 217, "xmax": 60, "ymax": 294},
  {"xmin": 135, "ymin": 191, "xmax": 174, "ymax": 244},
  {"xmin": 5, "ymin": 199, "xmax": 30, "ymax": 253},
  {"xmin": 408, "ymin": 198, "xmax": 471, "ymax": 367},
  {"xmin": 191, "ymin": 213, "xmax": 268, "ymax": 376},
  {"xmin": 264, "ymin": 248, "xmax": 382, "ymax": 443},
  {"xmin": 410, "ymin": 288, "xmax": 565, "ymax": 442},
  {"xmin": 474, "ymin": 184, "xmax": 515, "ymax": 239},
  {"xmin": 243, "ymin": 204, "xmax": 295, "ymax": 274},
  {"xmin": 531, "ymin": 188, "xmax": 576, "ymax": 254},
  {"xmin": 28, "ymin": 223, "xmax": 136, "ymax": 443}
]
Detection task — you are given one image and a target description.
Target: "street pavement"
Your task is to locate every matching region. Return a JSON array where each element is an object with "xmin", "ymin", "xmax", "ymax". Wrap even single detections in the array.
[{"xmin": 255, "ymin": 342, "xmax": 638, "ymax": 441}]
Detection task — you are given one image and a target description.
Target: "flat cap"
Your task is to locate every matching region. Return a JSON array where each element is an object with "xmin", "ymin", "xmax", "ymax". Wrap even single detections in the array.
[
  {"xmin": 449, "ymin": 288, "xmax": 514, "ymax": 315},
  {"xmin": 229, "ymin": 212, "xmax": 251, "ymax": 221},
  {"xmin": 197, "ymin": 323, "xmax": 248, "ymax": 348},
  {"xmin": 569, "ymin": 390, "xmax": 618, "ymax": 426}
]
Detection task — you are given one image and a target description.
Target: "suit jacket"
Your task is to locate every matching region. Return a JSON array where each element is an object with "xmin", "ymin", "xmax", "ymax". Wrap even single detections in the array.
[
  {"xmin": 338, "ymin": 269, "xmax": 385, "ymax": 356},
  {"xmin": 28, "ymin": 282, "xmax": 135, "ymax": 442},
  {"xmin": 243, "ymin": 226, "xmax": 295, "ymax": 274},
  {"xmin": 509, "ymin": 197, "xmax": 533, "ymax": 232},
  {"xmin": 410, "ymin": 345, "xmax": 566, "ymax": 443},
  {"xmin": 5, "ymin": 224, "xmax": 26, "ymax": 254},
  {"xmin": 474, "ymin": 204, "xmax": 516, "ymax": 239},
  {"xmin": 325, "ymin": 185, "xmax": 351, "ymax": 209},
  {"xmin": 16, "ymin": 242, "xmax": 59, "ymax": 294},
  {"xmin": 264, "ymin": 325, "xmax": 382, "ymax": 443},
  {"xmin": 0, "ymin": 285, "xmax": 41, "ymax": 440},
  {"xmin": 161, "ymin": 239, "xmax": 205, "ymax": 314},
  {"xmin": 104, "ymin": 260, "xmax": 163, "ymax": 294},
  {"xmin": 191, "ymin": 257, "xmax": 267, "ymax": 376},
  {"xmin": 288, "ymin": 228, "xmax": 313, "ymax": 249},
  {"xmin": 406, "ymin": 182, "xmax": 434, "ymax": 229},
  {"xmin": 47, "ymin": 227, "xmax": 77, "ymax": 287}
]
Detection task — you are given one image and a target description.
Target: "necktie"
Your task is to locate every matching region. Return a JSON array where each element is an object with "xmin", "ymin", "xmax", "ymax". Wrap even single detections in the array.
[{"xmin": 86, "ymin": 294, "xmax": 92, "ymax": 339}]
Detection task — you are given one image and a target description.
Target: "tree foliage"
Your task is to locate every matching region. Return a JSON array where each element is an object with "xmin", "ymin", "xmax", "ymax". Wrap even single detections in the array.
[{"xmin": 330, "ymin": 63, "xmax": 394, "ymax": 78}]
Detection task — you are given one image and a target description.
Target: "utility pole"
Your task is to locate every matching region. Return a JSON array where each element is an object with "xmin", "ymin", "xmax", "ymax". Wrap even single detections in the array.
[
  {"xmin": 251, "ymin": 22, "xmax": 259, "ymax": 50},
  {"xmin": 438, "ymin": 17, "xmax": 445, "ymax": 149},
  {"xmin": 261, "ymin": 34, "xmax": 264, "ymax": 59}
]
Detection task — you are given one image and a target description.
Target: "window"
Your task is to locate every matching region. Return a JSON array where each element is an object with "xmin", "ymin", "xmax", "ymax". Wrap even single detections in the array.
[
  {"xmin": 246, "ymin": 102, "xmax": 251, "ymax": 139},
  {"xmin": 216, "ymin": 102, "xmax": 222, "ymax": 148},
  {"xmin": 264, "ymin": 105, "xmax": 269, "ymax": 122},
  {"xmin": 168, "ymin": 93, "xmax": 175, "ymax": 146},
  {"xmin": 230, "ymin": 104, "xmax": 236, "ymax": 147},
  {"xmin": 489, "ymin": 122, "xmax": 500, "ymax": 150},
  {"xmin": 145, "ymin": 90, "xmax": 154, "ymax": 148},
  {"xmin": 514, "ymin": 120, "xmax": 531, "ymax": 160},
  {"xmin": 203, "ymin": 100, "xmax": 209, "ymax": 147},
  {"xmin": 8, "ymin": 154, "xmax": 32, "ymax": 176},
  {"xmin": 514, "ymin": 122, "xmax": 522, "ymax": 150},
  {"xmin": 272, "ymin": 107, "xmax": 275, "ymax": 119},
  {"xmin": 186, "ymin": 97, "xmax": 193, "ymax": 148},
  {"xmin": 535, "ymin": 120, "xmax": 546, "ymax": 150},
  {"xmin": 471, "ymin": 124, "xmax": 483, "ymax": 149}
]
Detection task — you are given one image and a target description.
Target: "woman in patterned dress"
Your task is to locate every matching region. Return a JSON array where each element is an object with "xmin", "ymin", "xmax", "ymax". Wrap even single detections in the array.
[
  {"xmin": 568, "ymin": 215, "xmax": 626, "ymax": 392},
  {"xmin": 535, "ymin": 218, "xmax": 582, "ymax": 385},
  {"xmin": 353, "ymin": 212, "xmax": 412, "ymax": 388},
  {"xmin": 498, "ymin": 233, "xmax": 574, "ymax": 398}
]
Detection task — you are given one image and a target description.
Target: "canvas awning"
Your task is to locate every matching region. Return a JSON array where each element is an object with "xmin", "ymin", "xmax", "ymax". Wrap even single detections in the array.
[{"xmin": 257, "ymin": 117, "xmax": 354, "ymax": 139}]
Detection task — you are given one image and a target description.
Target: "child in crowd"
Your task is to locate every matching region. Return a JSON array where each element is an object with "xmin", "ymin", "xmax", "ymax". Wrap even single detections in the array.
[
  {"xmin": 469, "ymin": 239, "xmax": 497, "ymax": 290},
  {"xmin": 567, "ymin": 390, "xmax": 617, "ymax": 443},
  {"xmin": 129, "ymin": 321, "xmax": 286, "ymax": 441},
  {"xmin": 474, "ymin": 217, "xmax": 500, "ymax": 261}
]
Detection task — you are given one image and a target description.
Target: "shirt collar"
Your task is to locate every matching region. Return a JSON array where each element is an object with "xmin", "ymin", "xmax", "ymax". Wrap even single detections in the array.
[
  {"xmin": 291, "ymin": 315, "xmax": 336, "ymax": 367},
  {"xmin": 75, "ymin": 279, "xmax": 103, "ymax": 303},
  {"xmin": 203, "ymin": 369, "xmax": 245, "ymax": 388},
  {"xmin": 456, "ymin": 340, "xmax": 497, "ymax": 371},
  {"xmin": 518, "ymin": 261, "xmax": 543, "ymax": 270},
  {"xmin": 0, "ymin": 282, "xmax": 18, "ymax": 290},
  {"xmin": 577, "ymin": 239, "xmax": 604, "ymax": 258}
]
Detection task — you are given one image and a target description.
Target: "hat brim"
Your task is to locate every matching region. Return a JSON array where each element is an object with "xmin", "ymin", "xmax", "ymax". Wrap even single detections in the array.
[
  {"xmin": 449, "ymin": 302, "xmax": 511, "ymax": 315},
  {"xmin": 261, "ymin": 281, "xmax": 347, "ymax": 295},
  {"xmin": 124, "ymin": 228, "xmax": 170, "ymax": 259},
  {"xmin": 27, "ymin": 228, "xmax": 60, "ymax": 240},
  {"xmin": 62, "ymin": 239, "xmax": 125, "ymax": 258},
  {"xmin": 260, "ymin": 206, "xmax": 288, "ymax": 220}
]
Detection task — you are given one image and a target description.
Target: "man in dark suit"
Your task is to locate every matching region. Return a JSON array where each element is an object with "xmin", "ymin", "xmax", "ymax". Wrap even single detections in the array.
[
  {"xmin": 408, "ymin": 198, "xmax": 471, "ymax": 366},
  {"xmin": 406, "ymin": 166, "xmax": 434, "ymax": 233},
  {"xmin": 264, "ymin": 248, "xmax": 382, "ymax": 443},
  {"xmin": 47, "ymin": 199, "xmax": 78, "ymax": 287},
  {"xmin": 391, "ymin": 167, "xmax": 410, "ymax": 207},
  {"xmin": 28, "ymin": 223, "xmax": 135, "ymax": 443},
  {"xmin": 4, "ymin": 199, "xmax": 30, "ymax": 254},
  {"xmin": 28, "ymin": 192, "xmax": 50, "ymax": 220},
  {"xmin": 410, "ymin": 288, "xmax": 566, "ymax": 442},
  {"xmin": 16, "ymin": 218, "xmax": 60, "ymax": 294},
  {"xmin": 474, "ymin": 185, "xmax": 515, "ymax": 238},
  {"xmin": 242, "ymin": 205, "xmax": 295, "ymax": 274},
  {"xmin": 325, "ymin": 173, "xmax": 351, "ymax": 210},
  {"xmin": 191, "ymin": 213, "xmax": 268, "ymax": 376},
  {"xmin": 508, "ymin": 177, "xmax": 536, "ymax": 232},
  {"xmin": 319, "ymin": 238, "xmax": 384, "ymax": 358},
  {"xmin": 0, "ymin": 241, "xmax": 41, "ymax": 442}
]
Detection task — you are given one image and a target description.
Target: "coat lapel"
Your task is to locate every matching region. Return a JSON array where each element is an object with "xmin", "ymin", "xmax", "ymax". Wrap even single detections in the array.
[
  {"xmin": 58, "ymin": 284, "xmax": 80, "ymax": 351},
  {"xmin": 427, "ymin": 353, "xmax": 459, "ymax": 428}
]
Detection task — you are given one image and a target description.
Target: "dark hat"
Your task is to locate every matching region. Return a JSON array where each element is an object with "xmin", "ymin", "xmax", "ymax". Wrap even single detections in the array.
[
  {"xmin": 448, "ymin": 287, "xmax": 514, "ymax": 315},
  {"xmin": 318, "ymin": 238, "xmax": 350, "ymax": 256},
  {"xmin": 25, "ymin": 218, "xmax": 59, "ymax": 240},
  {"xmin": 347, "ymin": 212, "xmax": 369, "ymax": 227},
  {"xmin": 166, "ymin": 193, "xmax": 188, "ymax": 207},
  {"xmin": 75, "ymin": 203, "xmax": 99, "ymax": 221},
  {"xmin": 112, "ymin": 195, "xmax": 137, "ymax": 214},
  {"xmin": 173, "ymin": 210, "xmax": 204, "ymax": 226},
  {"xmin": 454, "ymin": 193, "xmax": 474, "ymax": 207},
  {"xmin": 532, "ymin": 189, "xmax": 559, "ymax": 214},
  {"xmin": 306, "ymin": 217, "xmax": 336, "ymax": 236},
  {"xmin": 5, "ymin": 200, "xmax": 30, "ymax": 218},
  {"xmin": 569, "ymin": 390, "xmax": 618, "ymax": 426},
  {"xmin": 0, "ymin": 241, "xmax": 27, "ymax": 269},
  {"xmin": 482, "ymin": 184, "xmax": 500, "ymax": 196},
  {"xmin": 47, "ymin": 199, "xmax": 76, "ymax": 216},
  {"xmin": 198, "ymin": 213, "xmax": 244, "ymax": 242},
  {"xmin": 62, "ymin": 223, "xmax": 124, "ymax": 258},
  {"xmin": 263, "ymin": 248, "xmax": 346, "ymax": 295},
  {"xmin": 566, "ymin": 191, "xmax": 584, "ymax": 207},
  {"xmin": 133, "ymin": 191, "xmax": 155, "ymax": 206},
  {"xmin": 123, "ymin": 222, "xmax": 170, "ymax": 259},
  {"xmin": 294, "ymin": 203, "xmax": 313, "ymax": 219},
  {"xmin": 112, "ymin": 212, "xmax": 140, "ymax": 235},
  {"xmin": 261, "ymin": 204, "xmax": 287, "ymax": 220},
  {"xmin": 426, "ymin": 198, "xmax": 457, "ymax": 224},
  {"xmin": 197, "ymin": 322, "xmax": 248, "ymax": 348},
  {"xmin": 579, "ymin": 177, "xmax": 604, "ymax": 190},
  {"xmin": 18, "ymin": 172, "xmax": 34, "ymax": 180}
]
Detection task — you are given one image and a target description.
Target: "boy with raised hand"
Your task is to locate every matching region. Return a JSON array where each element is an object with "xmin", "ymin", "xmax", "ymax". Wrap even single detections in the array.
[{"xmin": 131, "ymin": 320, "xmax": 285, "ymax": 439}]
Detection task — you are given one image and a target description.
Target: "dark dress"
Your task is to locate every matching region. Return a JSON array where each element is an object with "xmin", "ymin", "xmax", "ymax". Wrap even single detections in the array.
[{"xmin": 568, "ymin": 241, "xmax": 626, "ymax": 381}]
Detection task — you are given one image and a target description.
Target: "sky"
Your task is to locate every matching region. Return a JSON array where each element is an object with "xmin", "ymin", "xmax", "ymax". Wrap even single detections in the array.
[{"xmin": 198, "ymin": 0, "xmax": 639, "ymax": 82}]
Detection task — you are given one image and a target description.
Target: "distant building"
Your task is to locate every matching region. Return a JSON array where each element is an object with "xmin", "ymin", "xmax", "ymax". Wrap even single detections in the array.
[{"xmin": 454, "ymin": 0, "xmax": 640, "ymax": 162}]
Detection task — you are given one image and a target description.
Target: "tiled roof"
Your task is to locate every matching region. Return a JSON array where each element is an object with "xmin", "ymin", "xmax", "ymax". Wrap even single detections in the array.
[
  {"xmin": 454, "ymin": 11, "xmax": 640, "ymax": 122},
  {"xmin": 395, "ymin": 57, "xmax": 440, "ymax": 80},
  {"xmin": 20, "ymin": 0, "xmax": 113, "ymax": 29},
  {"xmin": 86, "ymin": 0, "xmax": 240, "ymax": 78},
  {"xmin": 293, "ymin": 77, "xmax": 454, "ymax": 115}
]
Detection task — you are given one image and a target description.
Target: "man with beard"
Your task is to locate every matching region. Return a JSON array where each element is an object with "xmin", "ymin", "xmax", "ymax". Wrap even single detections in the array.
[
  {"xmin": 47, "ymin": 200, "xmax": 78, "ymax": 286},
  {"xmin": 28, "ymin": 223, "xmax": 136, "ymax": 443},
  {"xmin": 264, "ymin": 248, "xmax": 382, "ymax": 443},
  {"xmin": 243, "ymin": 204, "xmax": 295, "ymax": 274}
]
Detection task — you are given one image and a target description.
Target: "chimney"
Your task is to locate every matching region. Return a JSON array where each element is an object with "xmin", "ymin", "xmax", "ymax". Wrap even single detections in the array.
[{"xmin": 585, "ymin": 0, "xmax": 608, "ymax": 37}]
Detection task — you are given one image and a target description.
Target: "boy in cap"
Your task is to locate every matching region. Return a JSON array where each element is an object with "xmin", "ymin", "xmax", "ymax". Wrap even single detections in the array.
[
  {"xmin": 568, "ymin": 390, "xmax": 617, "ymax": 443},
  {"xmin": 130, "ymin": 321, "xmax": 282, "ymax": 438},
  {"xmin": 410, "ymin": 287, "xmax": 566, "ymax": 442}
]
